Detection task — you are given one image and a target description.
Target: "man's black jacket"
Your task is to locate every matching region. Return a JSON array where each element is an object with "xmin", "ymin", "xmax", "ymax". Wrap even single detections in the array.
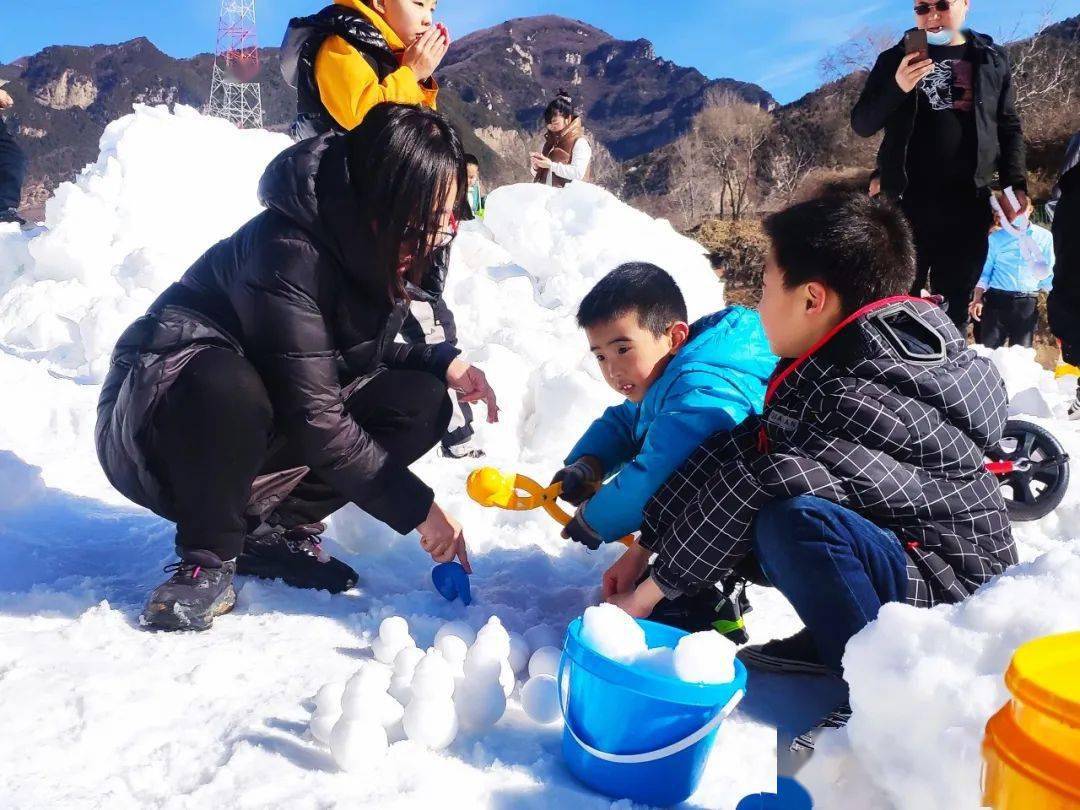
[{"xmin": 852, "ymin": 31, "xmax": 1026, "ymax": 198}]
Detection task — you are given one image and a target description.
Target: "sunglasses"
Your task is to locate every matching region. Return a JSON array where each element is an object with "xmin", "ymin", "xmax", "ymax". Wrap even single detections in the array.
[{"xmin": 914, "ymin": 0, "xmax": 957, "ymax": 15}]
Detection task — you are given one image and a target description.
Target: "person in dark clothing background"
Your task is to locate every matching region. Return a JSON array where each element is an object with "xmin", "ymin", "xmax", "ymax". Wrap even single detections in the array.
[
  {"xmin": 0, "ymin": 86, "xmax": 27, "ymax": 226},
  {"xmin": 1048, "ymin": 130, "xmax": 1080, "ymax": 419},
  {"xmin": 851, "ymin": 0, "xmax": 1027, "ymax": 333},
  {"xmin": 96, "ymin": 104, "xmax": 499, "ymax": 631}
]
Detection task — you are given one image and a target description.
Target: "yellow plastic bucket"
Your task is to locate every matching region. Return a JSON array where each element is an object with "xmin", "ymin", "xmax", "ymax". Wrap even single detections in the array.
[{"xmin": 982, "ymin": 632, "xmax": 1080, "ymax": 809}]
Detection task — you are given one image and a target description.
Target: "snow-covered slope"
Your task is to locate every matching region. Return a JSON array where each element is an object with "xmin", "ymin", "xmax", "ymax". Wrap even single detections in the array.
[{"xmin": 0, "ymin": 106, "xmax": 1077, "ymax": 809}]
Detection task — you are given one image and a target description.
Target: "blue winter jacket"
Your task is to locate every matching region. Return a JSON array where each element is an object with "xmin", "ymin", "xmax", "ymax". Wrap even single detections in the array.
[{"xmin": 565, "ymin": 307, "xmax": 776, "ymax": 543}]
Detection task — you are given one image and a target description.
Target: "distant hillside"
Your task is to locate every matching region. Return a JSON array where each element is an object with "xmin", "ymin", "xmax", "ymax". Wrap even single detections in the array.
[{"xmin": 0, "ymin": 15, "xmax": 774, "ymax": 214}]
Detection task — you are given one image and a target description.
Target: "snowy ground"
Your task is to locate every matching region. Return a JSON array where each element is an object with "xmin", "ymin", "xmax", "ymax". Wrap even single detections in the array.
[{"xmin": 0, "ymin": 106, "xmax": 1077, "ymax": 809}]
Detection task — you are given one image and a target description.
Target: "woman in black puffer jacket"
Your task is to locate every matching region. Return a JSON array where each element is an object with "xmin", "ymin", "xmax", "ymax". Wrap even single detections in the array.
[{"xmin": 96, "ymin": 103, "xmax": 498, "ymax": 631}]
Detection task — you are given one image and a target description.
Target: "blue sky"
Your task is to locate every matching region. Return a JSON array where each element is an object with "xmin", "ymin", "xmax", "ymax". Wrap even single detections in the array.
[{"xmin": 3, "ymin": 0, "xmax": 1078, "ymax": 102}]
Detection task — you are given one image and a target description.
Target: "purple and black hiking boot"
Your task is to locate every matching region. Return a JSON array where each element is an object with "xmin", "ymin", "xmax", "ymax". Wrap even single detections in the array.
[
  {"xmin": 141, "ymin": 549, "xmax": 237, "ymax": 632},
  {"xmin": 236, "ymin": 522, "xmax": 358, "ymax": 594}
]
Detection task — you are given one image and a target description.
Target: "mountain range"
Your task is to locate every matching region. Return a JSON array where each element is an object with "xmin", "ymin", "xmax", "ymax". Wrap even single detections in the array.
[{"xmin": 0, "ymin": 15, "xmax": 774, "ymax": 213}]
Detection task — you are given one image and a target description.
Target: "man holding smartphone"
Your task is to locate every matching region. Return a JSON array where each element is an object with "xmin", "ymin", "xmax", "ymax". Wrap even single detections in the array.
[{"xmin": 852, "ymin": 0, "xmax": 1027, "ymax": 332}]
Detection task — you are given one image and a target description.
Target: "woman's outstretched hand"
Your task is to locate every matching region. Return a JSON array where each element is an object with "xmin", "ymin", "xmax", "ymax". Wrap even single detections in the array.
[
  {"xmin": 417, "ymin": 501, "xmax": 472, "ymax": 572},
  {"xmin": 446, "ymin": 358, "xmax": 500, "ymax": 423}
]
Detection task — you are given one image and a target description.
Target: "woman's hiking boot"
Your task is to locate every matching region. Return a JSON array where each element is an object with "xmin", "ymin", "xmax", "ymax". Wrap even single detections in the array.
[
  {"xmin": 141, "ymin": 549, "xmax": 237, "ymax": 632},
  {"xmin": 237, "ymin": 522, "xmax": 358, "ymax": 594}
]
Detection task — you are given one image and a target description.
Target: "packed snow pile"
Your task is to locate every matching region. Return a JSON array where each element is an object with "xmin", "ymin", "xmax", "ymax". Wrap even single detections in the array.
[
  {"xmin": 0, "ymin": 105, "xmax": 1077, "ymax": 809},
  {"xmin": 800, "ymin": 543, "xmax": 1080, "ymax": 809}
]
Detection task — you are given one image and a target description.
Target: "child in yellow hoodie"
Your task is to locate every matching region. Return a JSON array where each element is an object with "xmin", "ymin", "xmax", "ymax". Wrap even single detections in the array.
[{"xmin": 281, "ymin": 0, "xmax": 449, "ymax": 139}]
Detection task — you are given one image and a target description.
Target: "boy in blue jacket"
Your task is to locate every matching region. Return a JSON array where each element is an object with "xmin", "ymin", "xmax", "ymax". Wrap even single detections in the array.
[{"xmin": 555, "ymin": 264, "xmax": 776, "ymax": 603}]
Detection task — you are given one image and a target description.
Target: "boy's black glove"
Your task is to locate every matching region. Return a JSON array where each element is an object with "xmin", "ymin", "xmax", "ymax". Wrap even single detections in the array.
[
  {"xmin": 562, "ymin": 507, "xmax": 603, "ymax": 550},
  {"xmin": 552, "ymin": 457, "xmax": 601, "ymax": 506}
]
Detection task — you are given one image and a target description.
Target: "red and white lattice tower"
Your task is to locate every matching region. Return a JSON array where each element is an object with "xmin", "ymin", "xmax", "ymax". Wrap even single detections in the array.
[{"xmin": 206, "ymin": 0, "xmax": 264, "ymax": 128}]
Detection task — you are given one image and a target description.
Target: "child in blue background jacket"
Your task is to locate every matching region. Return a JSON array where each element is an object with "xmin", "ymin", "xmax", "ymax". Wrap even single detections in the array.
[{"xmin": 554, "ymin": 263, "xmax": 776, "ymax": 553}]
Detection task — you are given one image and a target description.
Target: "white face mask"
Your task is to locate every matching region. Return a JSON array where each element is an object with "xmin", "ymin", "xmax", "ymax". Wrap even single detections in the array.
[{"xmin": 926, "ymin": 28, "xmax": 954, "ymax": 46}]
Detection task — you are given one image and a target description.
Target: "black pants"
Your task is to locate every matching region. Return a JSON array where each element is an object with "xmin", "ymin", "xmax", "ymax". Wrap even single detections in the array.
[
  {"xmin": 401, "ymin": 296, "xmax": 474, "ymax": 449},
  {"xmin": 148, "ymin": 348, "xmax": 452, "ymax": 559},
  {"xmin": 903, "ymin": 190, "xmax": 993, "ymax": 333},
  {"xmin": 979, "ymin": 290, "xmax": 1039, "ymax": 349},
  {"xmin": 0, "ymin": 118, "xmax": 27, "ymax": 212}
]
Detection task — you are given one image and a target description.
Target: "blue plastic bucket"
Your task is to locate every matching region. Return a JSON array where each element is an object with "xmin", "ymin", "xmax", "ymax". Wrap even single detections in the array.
[{"xmin": 559, "ymin": 617, "xmax": 747, "ymax": 807}]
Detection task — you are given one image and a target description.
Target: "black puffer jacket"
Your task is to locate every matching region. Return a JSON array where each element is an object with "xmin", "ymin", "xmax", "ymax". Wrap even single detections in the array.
[
  {"xmin": 851, "ymin": 31, "xmax": 1027, "ymax": 198},
  {"xmin": 96, "ymin": 133, "xmax": 457, "ymax": 534},
  {"xmin": 280, "ymin": 4, "xmax": 398, "ymax": 140},
  {"xmin": 642, "ymin": 297, "xmax": 1016, "ymax": 606},
  {"xmin": 1049, "ymin": 156, "xmax": 1080, "ymax": 359}
]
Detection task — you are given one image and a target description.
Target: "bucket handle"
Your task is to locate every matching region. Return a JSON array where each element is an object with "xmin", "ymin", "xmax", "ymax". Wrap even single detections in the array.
[{"xmin": 558, "ymin": 652, "xmax": 745, "ymax": 765}]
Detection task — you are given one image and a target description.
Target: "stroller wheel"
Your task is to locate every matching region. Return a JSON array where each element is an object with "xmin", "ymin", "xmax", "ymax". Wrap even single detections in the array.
[{"xmin": 986, "ymin": 420, "xmax": 1070, "ymax": 522}]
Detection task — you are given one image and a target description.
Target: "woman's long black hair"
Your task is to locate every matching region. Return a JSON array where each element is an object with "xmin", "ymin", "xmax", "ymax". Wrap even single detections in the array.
[
  {"xmin": 345, "ymin": 103, "xmax": 467, "ymax": 301},
  {"xmin": 544, "ymin": 89, "xmax": 576, "ymax": 124}
]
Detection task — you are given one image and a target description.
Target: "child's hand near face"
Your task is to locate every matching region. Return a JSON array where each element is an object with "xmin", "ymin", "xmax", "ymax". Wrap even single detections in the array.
[
  {"xmin": 606, "ymin": 575, "xmax": 664, "ymax": 619},
  {"xmin": 602, "ymin": 543, "xmax": 651, "ymax": 600},
  {"xmin": 402, "ymin": 25, "xmax": 450, "ymax": 82}
]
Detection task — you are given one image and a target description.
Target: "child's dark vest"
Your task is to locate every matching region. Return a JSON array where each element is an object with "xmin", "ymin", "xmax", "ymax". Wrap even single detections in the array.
[{"xmin": 280, "ymin": 5, "xmax": 398, "ymax": 140}]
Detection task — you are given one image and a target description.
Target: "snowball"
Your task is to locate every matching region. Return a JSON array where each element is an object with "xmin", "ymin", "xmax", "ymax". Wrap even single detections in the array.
[
  {"xmin": 636, "ymin": 646, "xmax": 678, "ymax": 679},
  {"xmin": 378, "ymin": 616, "xmax": 411, "ymax": 642},
  {"xmin": 330, "ymin": 718, "xmax": 388, "ymax": 771},
  {"xmin": 523, "ymin": 624, "xmax": 562, "ymax": 654},
  {"xmin": 454, "ymin": 676, "xmax": 507, "ymax": 732},
  {"xmin": 463, "ymin": 644, "xmax": 515, "ymax": 697},
  {"xmin": 507, "ymin": 632, "xmax": 531, "ymax": 676},
  {"xmin": 528, "ymin": 646, "xmax": 562, "ymax": 680},
  {"xmin": 308, "ymin": 710, "xmax": 340, "ymax": 745},
  {"xmin": 342, "ymin": 662, "xmax": 392, "ymax": 705},
  {"xmin": 371, "ymin": 632, "xmax": 416, "ymax": 665},
  {"xmin": 392, "ymin": 646, "xmax": 426, "ymax": 678},
  {"xmin": 474, "ymin": 617, "xmax": 511, "ymax": 661},
  {"xmin": 580, "ymin": 604, "xmax": 648, "ymax": 663},
  {"xmin": 313, "ymin": 681, "xmax": 346, "ymax": 715},
  {"xmin": 402, "ymin": 697, "xmax": 458, "ymax": 750},
  {"xmin": 520, "ymin": 675, "xmax": 561, "ymax": 725},
  {"xmin": 410, "ymin": 651, "xmax": 455, "ymax": 700},
  {"xmin": 673, "ymin": 632, "xmax": 737, "ymax": 684},
  {"xmin": 435, "ymin": 636, "xmax": 468, "ymax": 690},
  {"xmin": 434, "ymin": 620, "xmax": 476, "ymax": 648}
]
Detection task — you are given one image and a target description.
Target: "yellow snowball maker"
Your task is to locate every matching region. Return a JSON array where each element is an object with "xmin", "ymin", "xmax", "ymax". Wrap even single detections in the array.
[{"xmin": 466, "ymin": 467, "xmax": 633, "ymax": 546}]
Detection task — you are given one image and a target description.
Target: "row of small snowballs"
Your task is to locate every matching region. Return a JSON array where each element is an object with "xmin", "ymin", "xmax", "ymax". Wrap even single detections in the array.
[
  {"xmin": 581, "ymin": 604, "xmax": 738, "ymax": 683},
  {"xmin": 309, "ymin": 616, "xmax": 565, "ymax": 771}
]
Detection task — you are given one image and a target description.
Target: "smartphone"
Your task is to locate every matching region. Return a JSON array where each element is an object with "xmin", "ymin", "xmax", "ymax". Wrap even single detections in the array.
[{"xmin": 904, "ymin": 28, "xmax": 928, "ymax": 60}]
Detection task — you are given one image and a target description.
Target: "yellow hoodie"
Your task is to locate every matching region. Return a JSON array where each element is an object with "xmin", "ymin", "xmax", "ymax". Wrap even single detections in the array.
[{"xmin": 315, "ymin": 0, "xmax": 439, "ymax": 131}]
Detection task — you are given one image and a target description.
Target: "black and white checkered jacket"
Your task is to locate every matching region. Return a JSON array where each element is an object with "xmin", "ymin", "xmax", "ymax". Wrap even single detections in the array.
[{"xmin": 641, "ymin": 297, "xmax": 1017, "ymax": 607}]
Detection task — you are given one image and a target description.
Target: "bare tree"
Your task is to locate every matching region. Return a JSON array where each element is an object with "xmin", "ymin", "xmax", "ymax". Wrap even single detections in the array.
[
  {"xmin": 693, "ymin": 96, "xmax": 774, "ymax": 220},
  {"xmin": 667, "ymin": 125, "xmax": 716, "ymax": 226},
  {"xmin": 765, "ymin": 131, "xmax": 816, "ymax": 206},
  {"xmin": 819, "ymin": 27, "xmax": 896, "ymax": 83},
  {"xmin": 1006, "ymin": 11, "xmax": 1079, "ymax": 131}
]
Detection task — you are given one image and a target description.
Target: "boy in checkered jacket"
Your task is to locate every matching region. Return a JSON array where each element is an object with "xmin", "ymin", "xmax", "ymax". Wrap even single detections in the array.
[{"xmin": 604, "ymin": 193, "xmax": 1017, "ymax": 694}]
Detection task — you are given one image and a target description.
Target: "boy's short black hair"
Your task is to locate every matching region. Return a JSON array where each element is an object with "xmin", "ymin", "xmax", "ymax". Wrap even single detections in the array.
[
  {"xmin": 577, "ymin": 263, "xmax": 688, "ymax": 336},
  {"xmin": 763, "ymin": 192, "xmax": 916, "ymax": 315},
  {"xmin": 464, "ymin": 153, "xmax": 479, "ymax": 168}
]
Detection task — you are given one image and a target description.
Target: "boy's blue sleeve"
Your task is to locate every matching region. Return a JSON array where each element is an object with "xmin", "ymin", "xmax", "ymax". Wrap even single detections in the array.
[
  {"xmin": 1038, "ymin": 227, "xmax": 1056, "ymax": 292},
  {"xmin": 581, "ymin": 374, "xmax": 757, "ymax": 543},
  {"xmin": 977, "ymin": 237, "xmax": 996, "ymax": 290},
  {"xmin": 565, "ymin": 401, "xmax": 638, "ymax": 473}
]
